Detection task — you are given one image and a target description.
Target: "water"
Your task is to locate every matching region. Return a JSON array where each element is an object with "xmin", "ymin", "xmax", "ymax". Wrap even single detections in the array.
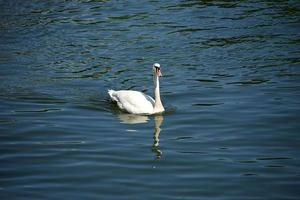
[{"xmin": 1, "ymin": 0, "xmax": 300, "ymax": 199}]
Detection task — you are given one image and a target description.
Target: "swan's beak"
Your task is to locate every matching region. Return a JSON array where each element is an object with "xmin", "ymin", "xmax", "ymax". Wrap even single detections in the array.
[{"xmin": 156, "ymin": 68, "xmax": 162, "ymax": 77}]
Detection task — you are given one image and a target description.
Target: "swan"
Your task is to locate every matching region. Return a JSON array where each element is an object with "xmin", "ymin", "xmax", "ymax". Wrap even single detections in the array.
[{"xmin": 108, "ymin": 63, "xmax": 165, "ymax": 115}]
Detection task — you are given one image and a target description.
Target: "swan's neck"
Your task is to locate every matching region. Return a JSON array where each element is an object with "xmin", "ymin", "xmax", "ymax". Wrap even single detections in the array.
[{"xmin": 153, "ymin": 75, "xmax": 164, "ymax": 113}]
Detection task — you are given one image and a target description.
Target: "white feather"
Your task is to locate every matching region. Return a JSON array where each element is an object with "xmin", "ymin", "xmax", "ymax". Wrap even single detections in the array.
[{"xmin": 108, "ymin": 90, "xmax": 155, "ymax": 114}]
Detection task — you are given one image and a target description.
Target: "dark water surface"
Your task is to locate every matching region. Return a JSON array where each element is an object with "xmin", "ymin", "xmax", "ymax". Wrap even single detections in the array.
[{"xmin": 1, "ymin": 0, "xmax": 300, "ymax": 199}]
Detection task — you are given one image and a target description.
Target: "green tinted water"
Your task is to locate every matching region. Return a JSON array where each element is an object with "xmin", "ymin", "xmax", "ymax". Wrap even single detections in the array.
[{"xmin": 1, "ymin": 0, "xmax": 300, "ymax": 199}]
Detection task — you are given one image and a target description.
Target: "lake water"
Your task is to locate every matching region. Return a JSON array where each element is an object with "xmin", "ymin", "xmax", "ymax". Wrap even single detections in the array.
[{"xmin": 1, "ymin": 0, "xmax": 300, "ymax": 199}]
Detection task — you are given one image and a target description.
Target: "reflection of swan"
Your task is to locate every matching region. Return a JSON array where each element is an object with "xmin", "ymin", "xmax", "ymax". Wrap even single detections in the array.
[
  {"xmin": 116, "ymin": 113, "xmax": 164, "ymax": 159},
  {"xmin": 152, "ymin": 115, "xmax": 163, "ymax": 159},
  {"xmin": 117, "ymin": 113, "xmax": 149, "ymax": 124},
  {"xmin": 108, "ymin": 63, "xmax": 165, "ymax": 115}
]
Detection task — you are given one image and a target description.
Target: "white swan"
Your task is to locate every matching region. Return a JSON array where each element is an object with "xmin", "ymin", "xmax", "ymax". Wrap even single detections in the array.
[{"xmin": 108, "ymin": 63, "xmax": 165, "ymax": 115}]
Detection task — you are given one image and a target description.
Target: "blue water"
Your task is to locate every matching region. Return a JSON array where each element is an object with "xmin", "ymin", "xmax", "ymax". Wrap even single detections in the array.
[{"xmin": 1, "ymin": 0, "xmax": 300, "ymax": 199}]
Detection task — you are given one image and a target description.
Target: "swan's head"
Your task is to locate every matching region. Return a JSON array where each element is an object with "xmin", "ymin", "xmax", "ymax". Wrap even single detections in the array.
[{"xmin": 153, "ymin": 63, "xmax": 162, "ymax": 77}]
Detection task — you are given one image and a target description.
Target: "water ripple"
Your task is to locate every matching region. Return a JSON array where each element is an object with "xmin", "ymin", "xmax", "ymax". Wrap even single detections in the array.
[{"xmin": 1, "ymin": 0, "xmax": 300, "ymax": 199}]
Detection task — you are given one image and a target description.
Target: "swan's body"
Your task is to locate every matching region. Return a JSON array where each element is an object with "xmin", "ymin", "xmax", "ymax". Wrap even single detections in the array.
[{"xmin": 108, "ymin": 63, "xmax": 165, "ymax": 115}]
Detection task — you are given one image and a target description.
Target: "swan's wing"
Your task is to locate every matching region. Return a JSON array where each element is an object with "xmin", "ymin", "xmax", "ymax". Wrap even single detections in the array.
[{"xmin": 108, "ymin": 90, "xmax": 154, "ymax": 114}]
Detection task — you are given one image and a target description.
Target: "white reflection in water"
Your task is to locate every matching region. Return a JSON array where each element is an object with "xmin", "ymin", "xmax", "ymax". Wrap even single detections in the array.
[
  {"xmin": 118, "ymin": 113, "xmax": 149, "ymax": 124},
  {"xmin": 152, "ymin": 115, "xmax": 163, "ymax": 160},
  {"xmin": 117, "ymin": 113, "xmax": 163, "ymax": 159}
]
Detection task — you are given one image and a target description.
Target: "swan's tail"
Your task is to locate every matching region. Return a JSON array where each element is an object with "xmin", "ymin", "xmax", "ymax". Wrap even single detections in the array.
[{"xmin": 108, "ymin": 89, "xmax": 117, "ymax": 101}]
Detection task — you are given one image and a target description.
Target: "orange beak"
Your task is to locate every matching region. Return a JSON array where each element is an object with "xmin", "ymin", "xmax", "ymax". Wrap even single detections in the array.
[{"xmin": 156, "ymin": 68, "xmax": 162, "ymax": 77}]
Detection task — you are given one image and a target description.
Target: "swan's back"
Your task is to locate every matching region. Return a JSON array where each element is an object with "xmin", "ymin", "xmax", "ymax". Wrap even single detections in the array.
[{"xmin": 108, "ymin": 90, "xmax": 155, "ymax": 114}]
